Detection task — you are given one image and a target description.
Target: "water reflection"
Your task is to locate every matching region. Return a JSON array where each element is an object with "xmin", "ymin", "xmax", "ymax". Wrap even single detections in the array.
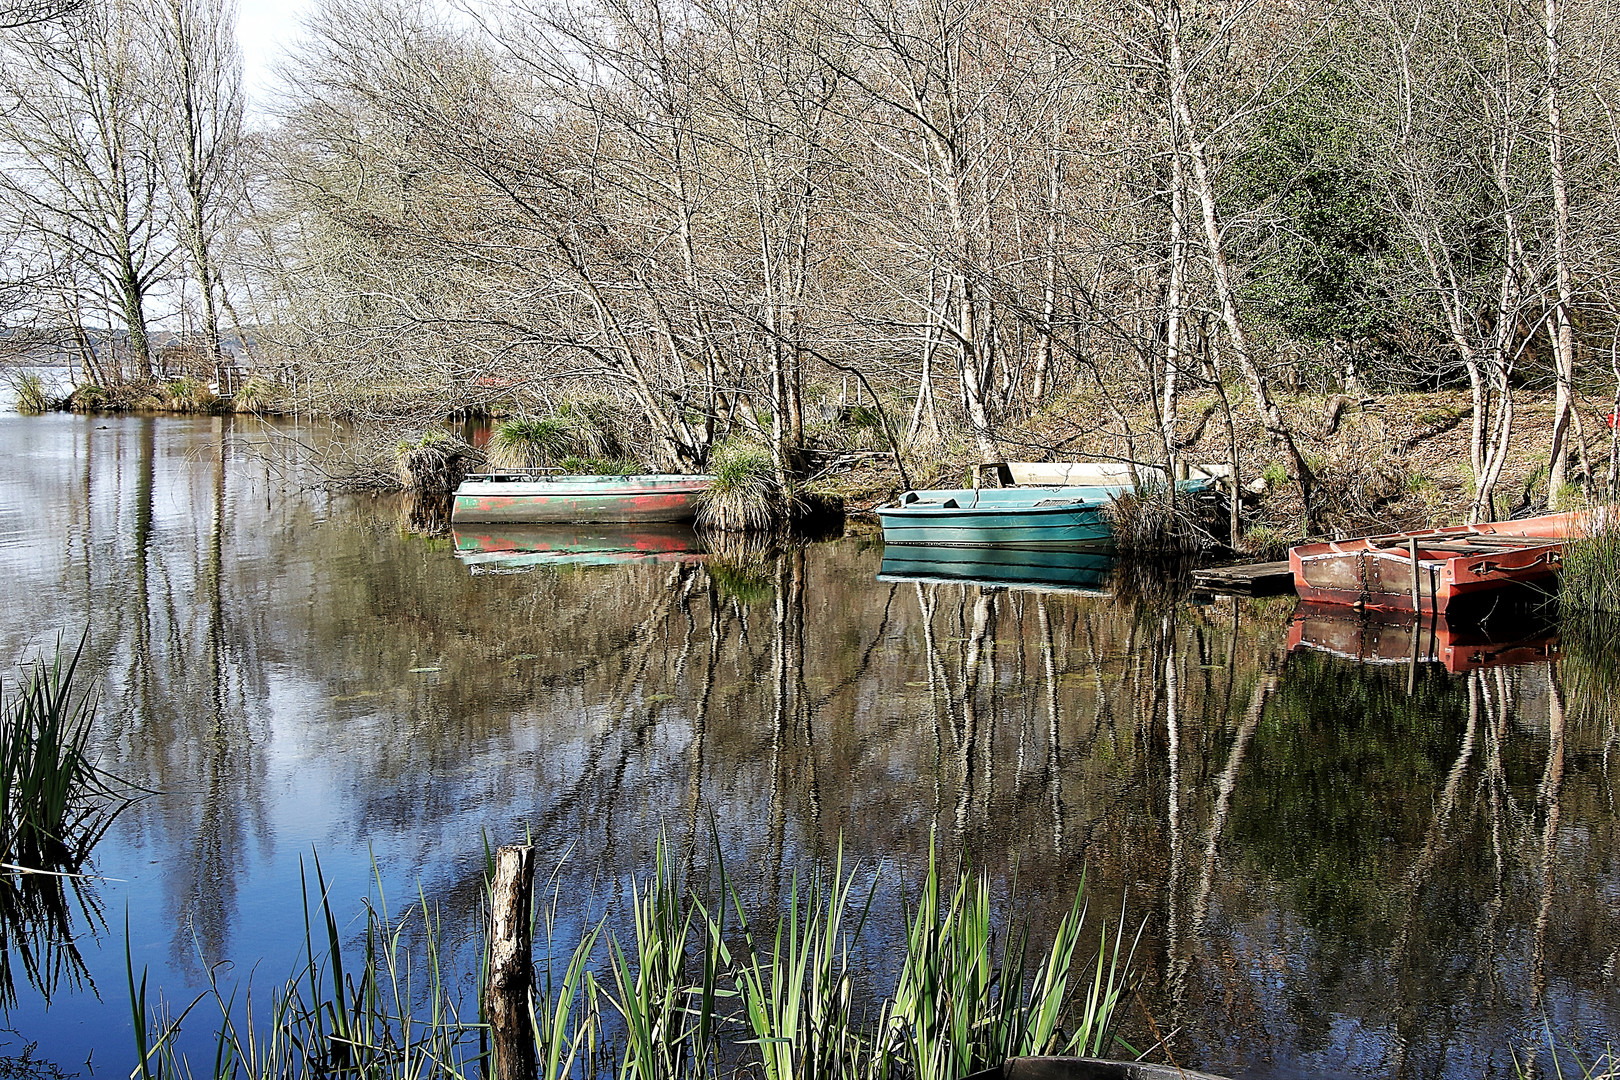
[
  {"xmin": 452, "ymin": 523, "xmax": 705, "ymax": 571},
  {"xmin": 878, "ymin": 546, "xmax": 1113, "ymax": 594},
  {"xmin": 1288, "ymin": 602, "xmax": 1562, "ymax": 673},
  {"xmin": 0, "ymin": 412, "xmax": 1615, "ymax": 1079}
]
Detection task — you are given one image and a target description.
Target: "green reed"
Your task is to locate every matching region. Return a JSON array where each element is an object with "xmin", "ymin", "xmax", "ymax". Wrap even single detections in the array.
[
  {"xmin": 1560, "ymin": 502, "xmax": 1620, "ymax": 615},
  {"xmin": 130, "ymin": 839, "xmax": 1139, "ymax": 1080},
  {"xmin": 1, "ymin": 632, "xmax": 123, "ymax": 871}
]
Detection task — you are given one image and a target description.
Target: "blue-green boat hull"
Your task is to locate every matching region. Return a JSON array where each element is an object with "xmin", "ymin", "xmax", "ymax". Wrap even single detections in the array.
[{"xmin": 875, "ymin": 486, "xmax": 1117, "ymax": 548}]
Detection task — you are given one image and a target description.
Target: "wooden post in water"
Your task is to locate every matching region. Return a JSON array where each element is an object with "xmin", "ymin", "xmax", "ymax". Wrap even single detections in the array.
[
  {"xmin": 486, "ymin": 845, "xmax": 537, "ymax": 1080},
  {"xmin": 1408, "ymin": 538, "xmax": 1422, "ymax": 611}
]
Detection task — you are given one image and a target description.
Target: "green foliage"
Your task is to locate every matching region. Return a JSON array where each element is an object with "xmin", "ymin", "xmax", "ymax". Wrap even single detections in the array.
[
  {"xmin": 1261, "ymin": 463, "xmax": 1289, "ymax": 488},
  {"xmin": 489, "ymin": 402, "xmax": 624, "ymax": 470},
  {"xmin": 879, "ymin": 846, "xmax": 1138, "ymax": 1080},
  {"xmin": 0, "ymin": 633, "xmax": 123, "ymax": 1011},
  {"xmin": 1560, "ymin": 505, "xmax": 1620, "ymax": 615},
  {"xmin": 1, "ymin": 633, "xmax": 123, "ymax": 872},
  {"xmin": 131, "ymin": 856, "xmax": 480, "ymax": 1080},
  {"xmin": 1226, "ymin": 68, "xmax": 1404, "ymax": 352},
  {"xmin": 697, "ymin": 439, "xmax": 790, "ymax": 533},
  {"xmin": 131, "ymin": 840, "xmax": 1140, "ymax": 1080}
]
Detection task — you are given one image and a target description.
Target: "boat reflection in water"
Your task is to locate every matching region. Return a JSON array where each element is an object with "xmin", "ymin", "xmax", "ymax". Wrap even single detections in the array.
[
  {"xmin": 452, "ymin": 522, "xmax": 705, "ymax": 572},
  {"xmin": 1286, "ymin": 600, "xmax": 1560, "ymax": 673},
  {"xmin": 877, "ymin": 544, "xmax": 1114, "ymax": 594}
]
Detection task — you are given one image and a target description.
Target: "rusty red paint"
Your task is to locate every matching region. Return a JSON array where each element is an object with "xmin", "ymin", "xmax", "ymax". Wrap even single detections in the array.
[{"xmin": 1288, "ymin": 511, "xmax": 1594, "ymax": 615}]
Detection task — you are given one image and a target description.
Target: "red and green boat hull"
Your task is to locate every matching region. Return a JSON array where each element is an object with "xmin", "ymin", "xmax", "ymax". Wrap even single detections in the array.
[{"xmin": 451, "ymin": 473, "xmax": 712, "ymax": 525}]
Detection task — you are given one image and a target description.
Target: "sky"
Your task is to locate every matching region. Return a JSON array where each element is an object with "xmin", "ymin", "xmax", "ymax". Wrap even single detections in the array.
[{"xmin": 236, "ymin": 0, "xmax": 317, "ymax": 115}]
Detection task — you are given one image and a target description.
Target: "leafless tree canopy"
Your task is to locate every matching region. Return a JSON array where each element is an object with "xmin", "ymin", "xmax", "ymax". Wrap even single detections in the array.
[{"xmin": 5, "ymin": 0, "xmax": 1620, "ymax": 514}]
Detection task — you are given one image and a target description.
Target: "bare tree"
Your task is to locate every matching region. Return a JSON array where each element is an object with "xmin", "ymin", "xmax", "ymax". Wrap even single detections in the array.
[
  {"xmin": 0, "ymin": 0, "xmax": 171, "ymax": 378},
  {"xmin": 150, "ymin": 0, "xmax": 246, "ymax": 361}
]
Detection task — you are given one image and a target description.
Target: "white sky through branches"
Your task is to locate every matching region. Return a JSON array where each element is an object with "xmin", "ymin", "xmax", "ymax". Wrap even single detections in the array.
[{"xmin": 237, "ymin": 0, "xmax": 315, "ymax": 115}]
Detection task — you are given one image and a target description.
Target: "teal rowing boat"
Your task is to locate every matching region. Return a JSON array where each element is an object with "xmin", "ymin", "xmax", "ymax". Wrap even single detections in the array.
[
  {"xmin": 875, "ymin": 486, "xmax": 1119, "ymax": 548},
  {"xmin": 874, "ymin": 479, "xmax": 1218, "ymax": 548}
]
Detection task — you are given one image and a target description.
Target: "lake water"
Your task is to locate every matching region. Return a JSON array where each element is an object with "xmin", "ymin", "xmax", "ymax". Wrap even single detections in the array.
[{"xmin": 0, "ymin": 407, "xmax": 1615, "ymax": 1078}]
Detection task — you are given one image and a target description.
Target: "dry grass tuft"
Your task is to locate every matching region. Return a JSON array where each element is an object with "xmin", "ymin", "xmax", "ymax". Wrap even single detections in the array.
[
  {"xmin": 397, "ymin": 430, "xmax": 485, "ymax": 496},
  {"xmin": 1104, "ymin": 489, "xmax": 1220, "ymax": 555}
]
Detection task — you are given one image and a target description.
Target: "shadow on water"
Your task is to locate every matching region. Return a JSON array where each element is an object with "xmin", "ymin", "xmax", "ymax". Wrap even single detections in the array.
[{"xmin": 0, "ymin": 412, "xmax": 1616, "ymax": 1079}]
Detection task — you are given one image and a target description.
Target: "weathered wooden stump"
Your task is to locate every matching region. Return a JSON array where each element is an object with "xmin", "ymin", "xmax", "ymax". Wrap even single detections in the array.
[{"xmin": 485, "ymin": 844, "xmax": 537, "ymax": 1080}]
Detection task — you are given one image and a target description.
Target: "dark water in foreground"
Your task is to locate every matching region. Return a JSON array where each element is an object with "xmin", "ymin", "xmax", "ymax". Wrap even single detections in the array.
[{"xmin": 0, "ymin": 409, "xmax": 1616, "ymax": 1078}]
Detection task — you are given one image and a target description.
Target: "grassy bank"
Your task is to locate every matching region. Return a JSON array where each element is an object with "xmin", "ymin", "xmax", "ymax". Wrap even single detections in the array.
[
  {"xmin": 133, "ymin": 843, "xmax": 1139, "ymax": 1080},
  {"xmin": 1560, "ymin": 503, "xmax": 1620, "ymax": 616},
  {"xmin": 60, "ymin": 377, "xmax": 289, "ymax": 416}
]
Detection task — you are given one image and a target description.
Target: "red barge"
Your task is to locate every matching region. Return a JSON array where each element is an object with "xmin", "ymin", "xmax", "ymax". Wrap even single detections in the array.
[{"xmin": 1288, "ymin": 511, "xmax": 1595, "ymax": 615}]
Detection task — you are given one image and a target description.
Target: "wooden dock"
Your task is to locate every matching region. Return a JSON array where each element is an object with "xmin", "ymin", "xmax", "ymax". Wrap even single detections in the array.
[{"xmin": 1192, "ymin": 560, "xmax": 1296, "ymax": 596}]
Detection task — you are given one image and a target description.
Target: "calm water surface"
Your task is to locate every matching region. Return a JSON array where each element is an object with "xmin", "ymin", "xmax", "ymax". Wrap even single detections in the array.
[{"xmin": 0, "ymin": 408, "xmax": 1615, "ymax": 1078}]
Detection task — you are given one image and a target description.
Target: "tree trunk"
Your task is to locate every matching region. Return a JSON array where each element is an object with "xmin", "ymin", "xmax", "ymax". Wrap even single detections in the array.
[
  {"xmin": 1543, "ymin": 0, "xmax": 1576, "ymax": 504},
  {"xmin": 1163, "ymin": 0, "xmax": 1315, "ymax": 520}
]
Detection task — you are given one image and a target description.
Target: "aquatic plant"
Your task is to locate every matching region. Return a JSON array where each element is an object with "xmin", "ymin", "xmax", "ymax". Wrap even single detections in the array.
[
  {"xmin": 131, "ymin": 839, "xmax": 1141, "ymax": 1080},
  {"xmin": 697, "ymin": 439, "xmax": 799, "ymax": 533},
  {"xmin": 397, "ymin": 430, "xmax": 485, "ymax": 496},
  {"xmin": 1, "ymin": 633, "xmax": 123, "ymax": 871},
  {"xmin": 230, "ymin": 376, "xmax": 285, "ymax": 414},
  {"xmin": 1560, "ymin": 501, "xmax": 1620, "ymax": 615},
  {"xmin": 880, "ymin": 848, "xmax": 1138, "ymax": 1080},
  {"xmin": 160, "ymin": 377, "xmax": 221, "ymax": 414},
  {"xmin": 1512, "ymin": 1026, "xmax": 1616, "ymax": 1080},
  {"xmin": 1, "ymin": 633, "xmax": 124, "ymax": 1011},
  {"xmin": 131, "ymin": 856, "xmax": 481, "ymax": 1080},
  {"xmin": 8, "ymin": 373, "xmax": 61, "ymax": 415},
  {"xmin": 489, "ymin": 402, "xmax": 624, "ymax": 470}
]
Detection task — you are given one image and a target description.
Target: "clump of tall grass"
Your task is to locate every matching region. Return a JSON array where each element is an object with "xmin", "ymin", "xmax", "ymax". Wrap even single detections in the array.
[
  {"xmin": 397, "ymin": 430, "xmax": 485, "ymax": 496},
  {"xmin": 489, "ymin": 402, "xmax": 625, "ymax": 470},
  {"xmin": 7, "ymin": 373, "xmax": 62, "ymax": 414},
  {"xmin": 159, "ymin": 377, "xmax": 221, "ymax": 414},
  {"xmin": 1103, "ymin": 490, "xmax": 1217, "ymax": 556},
  {"xmin": 1560, "ymin": 502, "xmax": 1620, "ymax": 615},
  {"xmin": 1, "ymin": 633, "xmax": 126, "ymax": 1009},
  {"xmin": 230, "ymin": 375, "xmax": 285, "ymax": 415},
  {"xmin": 132, "ymin": 837, "xmax": 1142, "ymax": 1080},
  {"xmin": 2, "ymin": 633, "xmax": 125, "ymax": 871},
  {"xmin": 697, "ymin": 439, "xmax": 800, "ymax": 534}
]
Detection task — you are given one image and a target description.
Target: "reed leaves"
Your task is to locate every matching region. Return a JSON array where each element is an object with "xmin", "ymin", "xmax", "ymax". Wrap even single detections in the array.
[{"xmin": 131, "ymin": 837, "xmax": 1140, "ymax": 1080}]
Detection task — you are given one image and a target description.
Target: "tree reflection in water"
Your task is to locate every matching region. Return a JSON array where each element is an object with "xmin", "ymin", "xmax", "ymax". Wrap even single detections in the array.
[{"xmin": 0, "ymin": 413, "xmax": 1616, "ymax": 1078}]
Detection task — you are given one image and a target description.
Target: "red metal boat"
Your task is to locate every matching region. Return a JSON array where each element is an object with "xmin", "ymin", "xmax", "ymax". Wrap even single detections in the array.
[{"xmin": 1288, "ymin": 511, "xmax": 1593, "ymax": 615}]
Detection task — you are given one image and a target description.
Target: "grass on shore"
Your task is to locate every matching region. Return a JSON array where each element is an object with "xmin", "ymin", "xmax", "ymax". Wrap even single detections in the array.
[
  {"xmin": 1560, "ymin": 502, "xmax": 1620, "ymax": 616},
  {"xmin": 397, "ymin": 430, "xmax": 484, "ymax": 496},
  {"xmin": 8, "ymin": 374, "xmax": 63, "ymax": 414},
  {"xmin": 132, "ymin": 840, "xmax": 1140, "ymax": 1080},
  {"xmin": 697, "ymin": 439, "xmax": 804, "ymax": 534},
  {"xmin": 489, "ymin": 403, "xmax": 625, "ymax": 471}
]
